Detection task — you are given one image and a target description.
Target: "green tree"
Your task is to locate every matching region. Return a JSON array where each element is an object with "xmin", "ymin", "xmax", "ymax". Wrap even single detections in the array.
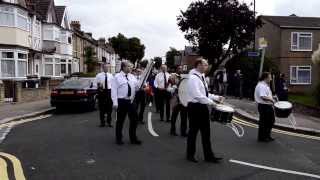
[
  {"xmin": 109, "ymin": 34, "xmax": 145, "ymax": 64},
  {"xmin": 165, "ymin": 47, "xmax": 181, "ymax": 69},
  {"xmin": 177, "ymin": 0, "xmax": 261, "ymax": 75},
  {"xmin": 84, "ymin": 46, "xmax": 98, "ymax": 73}
]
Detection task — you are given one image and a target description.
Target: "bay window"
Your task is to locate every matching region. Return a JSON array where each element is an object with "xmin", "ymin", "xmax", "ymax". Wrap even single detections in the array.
[
  {"xmin": 1, "ymin": 51, "xmax": 15, "ymax": 77},
  {"xmin": 17, "ymin": 52, "xmax": 27, "ymax": 77},
  {"xmin": 0, "ymin": 51, "xmax": 28, "ymax": 78},
  {"xmin": 290, "ymin": 66, "xmax": 312, "ymax": 85},
  {"xmin": 17, "ymin": 9, "xmax": 28, "ymax": 31},
  {"xmin": 55, "ymin": 59, "xmax": 61, "ymax": 76},
  {"xmin": 44, "ymin": 58, "xmax": 53, "ymax": 76},
  {"xmin": 0, "ymin": 6, "xmax": 30, "ymax": 31},
  {"xmin": 0, "ymin": 6, "xmax": 14, "ymax": 26}
]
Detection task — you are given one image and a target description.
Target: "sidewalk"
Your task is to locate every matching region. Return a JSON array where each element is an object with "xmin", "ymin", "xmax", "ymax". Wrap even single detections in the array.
[
  {"xmin": 0, "ymin": 99, "xmax": 54, "ymax": 124},
  {"xmin": 226, "ymin": 97, "xmax": 320, "ymax": 135}
]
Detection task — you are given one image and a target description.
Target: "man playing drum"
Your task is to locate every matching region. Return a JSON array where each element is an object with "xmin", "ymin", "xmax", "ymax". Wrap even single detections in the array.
[
  {"xmin": 254, "ymin": 72, "xmax": 276, "ymax": 142},
  {"xmin": 186, "ymin": 58, "xmax": 224, "ymax": 163}
]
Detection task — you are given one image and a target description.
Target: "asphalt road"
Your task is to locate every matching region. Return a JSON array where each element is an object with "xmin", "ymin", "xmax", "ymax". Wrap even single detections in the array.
[{"xmin": 0, "ymin": 107, "xmax": 320, "ymax": 180}]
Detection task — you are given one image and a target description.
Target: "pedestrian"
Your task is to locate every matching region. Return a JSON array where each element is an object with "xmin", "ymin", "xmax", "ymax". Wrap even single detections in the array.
[
  {"xmin": 254, "ymin": 72, "xmax": 276, "ymax": 142},
  {"xmin": 216, "ymin": 68, "xmax": 228, "ymax": 96},
  {"xmin": 275, "ymin": 73, "xmax": 288, "ymax": 101},
  {"xmin": 154, "ymin": 64, "xmax": 171, "ymax": 122},
  {"xmin": 186, "ymin": 58, "xmax": 224, "ymax": 163},
  {"xmin": 112, "ymin": 61, "xmax": 142, "ymax": 145},
  {"xmin": 134, "ymin": 68, "xmax": 147, "ymax": 124},
  {"xmin": 95, "ymin": 63, "xmax": 113, "ymax": 127},
  {"xmin": 170, "ymin": 66, "xmax": 188, "ymax": 137},
  {"xmin": 233, "ymin": 69, "xmax": 243, "ymax": 99}
]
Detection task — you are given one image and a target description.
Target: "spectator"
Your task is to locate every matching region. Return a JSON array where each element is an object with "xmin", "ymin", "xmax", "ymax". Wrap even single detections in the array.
[{"xmin": 275, "ymin": 73, "xmax": 289, "ymax": 101}]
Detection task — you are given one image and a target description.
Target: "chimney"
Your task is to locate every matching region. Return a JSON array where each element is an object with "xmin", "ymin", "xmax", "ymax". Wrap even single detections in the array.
[
  {"xmin": 98, "ymin": 38, "xmax": 106, "ymax": 46},
  {"xmin": 71, "ymin": 21, "xmax": 81, "ymax": 31}
]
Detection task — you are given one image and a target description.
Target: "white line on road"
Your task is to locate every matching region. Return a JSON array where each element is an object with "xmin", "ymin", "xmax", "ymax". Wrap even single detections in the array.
[
  {"xmin": 230, "ymin": 159, "xmax": 320, "ymax": 179},
  {"xmin": 147, "ymin": 112, "xmax": 159, "ymax": 137}
]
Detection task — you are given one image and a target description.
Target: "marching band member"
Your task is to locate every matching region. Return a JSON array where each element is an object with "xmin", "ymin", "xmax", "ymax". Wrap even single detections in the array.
[
  {"xmin": 112, "ymin": 61, "xmax": 142, "ymax": 145},
  {"xmin": 170, "ymin": 65, "xmax": 188, "ymax": 137},
  {"xmin": 186, "ymin": 58, "xmax": 224, "ymax": 163},
  {"xmin": 254, "ymin": 72, "xmax": 276, "ymax": 142},
  {"xmin": 134, "ymin": 68, "xmax": 147, "ymax": 124},
  {"xmin": 154, "ymin": 64, "xmax": 171, "ymax": 122},
  {"xmin": 95, "ymin": 63, "xmax": 113, "ymax": 127}
]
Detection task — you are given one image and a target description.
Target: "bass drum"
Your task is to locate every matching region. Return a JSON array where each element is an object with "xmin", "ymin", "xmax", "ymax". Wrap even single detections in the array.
[{"xmin": 178, "ymin": 77, "xmax": 190, "ymax": 107}]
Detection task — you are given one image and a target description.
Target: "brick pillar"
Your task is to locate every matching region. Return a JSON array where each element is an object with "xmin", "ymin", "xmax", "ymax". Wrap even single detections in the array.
[
  {"xmin": 15, "ymin": 81, "xmax": 22, "ymax": 102},
  {"xmin": 0, "ymin": 81, "xmax": 4, "ymax": 103}
]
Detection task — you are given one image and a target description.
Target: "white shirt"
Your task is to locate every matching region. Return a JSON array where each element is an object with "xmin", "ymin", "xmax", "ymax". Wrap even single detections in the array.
[
  {"xmin": 223, "ymin": 72, "xmax": 227, "ymax": 83},
  {"xmin": 254, "ymin": 81, "xmax": 273, "ymax": 105},
  {"xmin": 95, "ymin": 72, "xmax": 113, "ymax": 89},
  {"xmin": 187, "ymin": 69, "xmax": 220, "ymax": 105},
  {"xmin": 111, "ymin": 71, "xmax": 139, "ymax": 106},
  {"xmin": 154, "ymin": 72, "xmax": 171, "ymax": 89}
]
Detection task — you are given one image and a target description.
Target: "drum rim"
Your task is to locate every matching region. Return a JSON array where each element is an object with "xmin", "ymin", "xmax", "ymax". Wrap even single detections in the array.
[
  {"xmin": 215, "ymin": 104, "xmax": 235, "ymax": 113},
  {"xmin": 274, "ymin": 101, "xmax": 292, "ymax": 109}
]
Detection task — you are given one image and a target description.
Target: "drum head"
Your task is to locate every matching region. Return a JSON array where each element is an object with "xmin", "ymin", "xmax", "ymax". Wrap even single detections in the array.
[
  {"xmin": 178, "ymin": 78, "xmax": 190, "ymax": 107},
  {"xmin": 274, "ymin": 101, "xmax": 292, "ymax": 109},
  {"xmin": 215, "ymin": 104, "xmax": 235, "ymax": 113}
]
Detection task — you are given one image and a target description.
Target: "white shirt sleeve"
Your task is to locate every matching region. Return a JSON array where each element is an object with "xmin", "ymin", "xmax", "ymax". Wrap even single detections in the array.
[
  {"xmin": 258, "ymin": 85, "xmax": 269, "ymax": 98},
  {"xmin": 111, "ymin": 75, "xmax": 118, "ymax": 106},
  {"xmin": 188, "ymin": 75, "xmax": 214, "ymax": 105},
  {"xmin": 154, "ymin": 74, "xmax": 159, "ymax": 88},
  {"xmin": 209, "ymin": 94, "xmax": 221, "ymax": 101}
]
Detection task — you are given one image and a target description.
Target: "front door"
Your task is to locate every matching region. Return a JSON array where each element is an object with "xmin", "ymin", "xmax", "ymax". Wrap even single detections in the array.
[{"xmin": 34, "ymin": 59, "xmax": 40, "ymax": 76}]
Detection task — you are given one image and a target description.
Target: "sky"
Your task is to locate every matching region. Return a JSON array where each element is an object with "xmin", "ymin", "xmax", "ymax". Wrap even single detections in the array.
[{"xmin": 55, "ymin": 0, "xmax": 320, "ymax": 59}]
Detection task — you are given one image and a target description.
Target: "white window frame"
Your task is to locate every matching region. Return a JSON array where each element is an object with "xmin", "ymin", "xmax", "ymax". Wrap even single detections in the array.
[
  {"xmin": 291, "ymin": 32, "xmax": 313, "ymax": 52},
  {"xmin": 290, "ymin": 65, "xmax": 312, "ymax": 85},
  {"xmin": 0, "ymin": 49, "xmax": 28, "ymax": 79},
  {"xmin": 0, "ymin": 6, "xmax": 30, "ymax": 32},
  {"xmin": 17, "ymin": 51, "xmax": 27, "ymax": 78},
  {"xmin": 44, "ymin": 58, "xmax": 54, "ymax": 76}
]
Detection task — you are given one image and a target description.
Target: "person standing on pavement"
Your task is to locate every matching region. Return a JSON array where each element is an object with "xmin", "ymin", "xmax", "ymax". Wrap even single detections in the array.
[
  {"xmin": 95, "ymin": 63, "xmax": 113, "ymax": 127},
  {"xmin": 216, "ymin": 68, "xmax": 228, "ymax": 96},
  {"xmin": 254, "ymin": 72, "xmax": 276, "ymax": 142},
  {"xmin": 112, "ymin": 61, "xmax": 142, "ymax": 145},
  {"xmin": 154, "ymin": 64, "xmax": 171, "ymax": 122},
  {"xmin": 275, "ymin": 73, "xmax": 289, "ymax": 101},
  {"xmin": 134, "ymin": 67, "xmax": 147, "ymax": 124},
  {"xmin": 186, "ymin": 58, "xmax": 224, "ymax": 163},
  {"xmin": 170, "ymin": 65, "xmax": 188, "ymax": 137},
  {"xmin": 233, "ymin": 69, "xmax": 243, "ymax": 99}
]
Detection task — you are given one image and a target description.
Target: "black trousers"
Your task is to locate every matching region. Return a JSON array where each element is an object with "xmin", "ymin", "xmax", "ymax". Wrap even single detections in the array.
[
  {"xmin": 116, "ymin": 99, "xmax": 139, "ymax": 142},
  {"xmin": 187, "ymin": 103, "xmax": 214, "ymax": 160},
  {"xmin": 171, "ymin": 103, "xmax": 188, "ymax": 135},
  {"xmin": 158, "ymin": 89, "xmax": 171, "ymax": 121},
  {"xmin": 257, "ymin": 104, "xmax": 275, "ymax": 140},
  {"xmin": 154, "ymin": 88, "xmax": 160, "ymax": 112},
  {"xmin": 135, "ymin": 90, "xmax": 146, "ymax": 122},
  {"xmin": 98, "ymin": 90, "xmax": 113, "ymax": 125}
]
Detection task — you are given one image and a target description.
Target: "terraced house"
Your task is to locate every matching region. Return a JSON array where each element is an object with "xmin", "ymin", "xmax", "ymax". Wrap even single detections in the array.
[{"xmin": 256, "ymin": 15, "xmax": 320, "ymax": 93}]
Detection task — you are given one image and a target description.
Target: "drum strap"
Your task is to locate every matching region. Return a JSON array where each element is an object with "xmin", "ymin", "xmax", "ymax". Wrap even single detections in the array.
[{"xmin": 193, "ymin": 74, "xmax": 209, "ymax": 97}]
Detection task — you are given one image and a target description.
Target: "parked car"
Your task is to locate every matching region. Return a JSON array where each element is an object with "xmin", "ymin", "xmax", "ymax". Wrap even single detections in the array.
[{"xmin": 50, "ymin": 78, "xmax": 98, "ymax": 110}]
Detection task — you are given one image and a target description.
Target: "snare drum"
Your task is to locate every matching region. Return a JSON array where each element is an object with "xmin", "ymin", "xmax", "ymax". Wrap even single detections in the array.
[
  {"xmin": 274, "ymin": 101, "xmax": 293, "ymax": 118},
  {"xmin": 211, "ymin": 104, "xmax": 235, "ymax": 124}
]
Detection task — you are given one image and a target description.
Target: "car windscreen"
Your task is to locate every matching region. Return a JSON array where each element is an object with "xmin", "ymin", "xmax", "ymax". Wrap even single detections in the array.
[{"xmin": 58, "ymin": 79, "xmax": 92, "ymax": 89}]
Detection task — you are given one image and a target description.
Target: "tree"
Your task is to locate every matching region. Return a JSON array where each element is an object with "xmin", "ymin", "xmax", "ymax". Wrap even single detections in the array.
[
  {"xmin": 109, "ymin": 33, "xmax": 145, "ymax": 64},
  {"xmin": 177, "ymin": 0, "xmax": 261, "ymax": 75},
  {"xmin": 84, "ymin": 46, "xmax": 98, "ymax": 73},
  {"xmin": 166, "ymin": 47, "xmax": 181, "ymax": 69}
]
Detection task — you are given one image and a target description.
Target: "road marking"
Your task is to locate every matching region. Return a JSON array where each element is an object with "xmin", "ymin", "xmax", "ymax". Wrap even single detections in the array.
[
  {"xmin": 230, "ymin": 159, "xmax": 320, "ymax": 179},
  {"xmin": 0, "ymin": 152, "xmax": 26, "ymax": 180},
  {"xmin": 0, "ymin": 157, "xmax": 9, "ymax": 180},
  {"xmin": 232, "ymin": 117, "xmax": 320, "ymax": 141}
]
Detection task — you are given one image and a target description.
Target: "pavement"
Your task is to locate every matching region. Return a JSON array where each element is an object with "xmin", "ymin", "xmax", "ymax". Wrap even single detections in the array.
[
  {"xmin": 226, "ymin": 97, "xmax": 320, "ymax": 135},
  {"xmin": 0, "ymin": 107, "xmax": 319, "ymax": 180},
  {"xmin": 0, "ymin": 99, "xmax": 54, "ymax": 125}
]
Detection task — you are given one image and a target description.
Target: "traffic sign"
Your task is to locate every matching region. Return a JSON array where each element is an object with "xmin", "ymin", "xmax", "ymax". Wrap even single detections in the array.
[{"xmin": 247, "ymin": 51, "xmax": 260, "ymax": 57}]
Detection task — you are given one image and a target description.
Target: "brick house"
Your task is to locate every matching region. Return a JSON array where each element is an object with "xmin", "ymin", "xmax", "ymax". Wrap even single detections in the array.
[{"xmin": 256, "ymin": 15, "xmax": 320, "ymax": 93}]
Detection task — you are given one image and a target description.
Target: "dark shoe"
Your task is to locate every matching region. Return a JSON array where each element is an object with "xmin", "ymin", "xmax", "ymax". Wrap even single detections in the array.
[
  {"xmin": 267, "ymin": 137, "xmax": 275, "ymax": 141},
  {"xmin": 160, "ymin": 119, "xmax": 164, "ymax": 122},
  {"xmin": 181, "ymin": 133, "xmax": 188, "ymax": 137},
  {"xmin": 116, "ymin": 140, "xmax": 124, "ymax": 145},
  {"xmin": 131, "ymin": 140, "xmax": 142, "ymax": 145},
  {"xmin": 258, "ymin": 138, "xmax": 270, "ymax": 142},
  {"xmin": 107, "ymin": 124, "xmax": 113, "ymax": 128},
  {"xmin": 139, "ymin": 121, "xmax": 145, "ymax": 125},
  {"xmin": 187, "ymin": 157, "xmax": 198, "ymax": 163},
  {"xmin": 170, "ymin": 131, "xmax": 178, "ymax": 136},
  {"xmin": 205, "ymin": 157, "xmax": 223, "ymax": 163},
  {"xmin": 166, "ymin": 120, "xmax": 171, "ymax": 123},
  {"xmin": 99, "ymin": 124, "xmax": 106, "ymax": 127}
]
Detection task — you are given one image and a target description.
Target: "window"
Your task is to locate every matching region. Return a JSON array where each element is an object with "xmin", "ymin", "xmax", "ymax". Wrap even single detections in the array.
[
  {"xmin": 44, "ymin": 58, "xmax": 53, "ymax": 76},
  {"xmin": 291, "ymin": 32, "xmax": 312, "ymax": 51},
  {"xmin": 60, "ymin": 59, "xmax": 66, "ymax": 74},
  {"xmin": 60, "ymin": 31, "xmax": 67, "ymax": 44},
  {"xmin": 18, "ymin": 53, "xmax": 27, "ymax": 59},
  {"xmin": 17, "ymin": 9, "xmax": 28, "ymax": 31},
  {"xmin": 1, "ymin": 51, "xmax": 15, "ymax": 77},
  {"xmin": 17, "ymin": 60, "xmax": 26, "ymax": 77},
  {"xmin": 0, "ymin": 6, "xmax": 14, "ymax": 27},
  {"xmin": 2, "ymin": 52, "xmax": 14, "ymax": 58},
  {"xmin": 55, "ymin": 59, "xmax": 61, "ymax": 76},
  {"xmin": 290, "ymin": 66, "xmax": 312, "ymax": 85}
]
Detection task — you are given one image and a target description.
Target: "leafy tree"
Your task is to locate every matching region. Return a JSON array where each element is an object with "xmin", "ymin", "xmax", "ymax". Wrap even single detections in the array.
[
  {"xmin": 177, "ymin": 0, "xmax": 260, "ymax": 75},
  {"xmin": 84, "ymin": 46, "xmax": 98, "ymax": 73},
  {"xmin": 109, "ymin": 33, "xmax": 145, "ymax": 64},
  {"xmin": 165, "ymin": 47, "xmax": 181, "ymax": 69}
]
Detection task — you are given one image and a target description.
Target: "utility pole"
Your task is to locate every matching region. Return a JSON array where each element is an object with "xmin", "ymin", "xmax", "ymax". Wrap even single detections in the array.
[{"xmin": 253, "ymin": 0, "xmax": 256, "ymax": 51}]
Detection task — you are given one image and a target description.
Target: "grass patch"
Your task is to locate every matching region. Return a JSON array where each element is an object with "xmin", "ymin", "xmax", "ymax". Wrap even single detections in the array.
[{"xmin": 289, "ymin": 94, "xmax": 318, "ymax": 107}]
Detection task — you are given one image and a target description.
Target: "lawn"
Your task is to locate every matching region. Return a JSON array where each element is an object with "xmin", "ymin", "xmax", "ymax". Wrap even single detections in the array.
[{"xmin": 289, "ymin": 94, "xmax": 319, "ymax": 107}]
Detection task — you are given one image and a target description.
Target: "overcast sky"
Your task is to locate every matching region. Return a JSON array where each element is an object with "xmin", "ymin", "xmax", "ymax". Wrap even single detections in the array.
[{"xmin": 55, "ymin": 0, "xmax": 320, "ymax": 59}]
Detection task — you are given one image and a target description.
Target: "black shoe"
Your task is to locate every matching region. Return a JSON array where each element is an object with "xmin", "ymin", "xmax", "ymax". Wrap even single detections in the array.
[
  {"xmin": 166, "ymin": 120, "xmax": 171, "ymax": 123},
  {"xmin": 187, "ymin": 157, "xmax": 198, "ymax": 163},
  {"xmin": 99, "ymin": 124, "xmax": 106, "ymax": 127},
  {"xmin": 139, "ymin": 121, "xmax": 145, "ymax": 125},
  {"xmin": 160, "ymin": 119, "xmax": 164, "ymax": 122},
  {"xmin": 107, "ymin": 124, "xmax": 113, "ymax": 128},
  {"xmin": 131, "ymin": 140, "xmax": 142, "ymax": 145},
  {"xmin": 258, "ymin": 138, "xmax": 270, "ymax": 142},
  {"xmin": 205, "ymin": 157, "xmax": 223, "ymax": 163},
  {"xmin": 116, "ymin": 140, "xmax": 124, "ymax": 145},
  {"xmin": 267, "ymin": 137, "xmax": 275, "ymax": 141},
  {"xmin": 181, "ymin": 133, "xmax": 188, "ymax": 137},
  {"xmin": 170, "ymin": 131, "xmax": 178, "ymax": 136}
]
